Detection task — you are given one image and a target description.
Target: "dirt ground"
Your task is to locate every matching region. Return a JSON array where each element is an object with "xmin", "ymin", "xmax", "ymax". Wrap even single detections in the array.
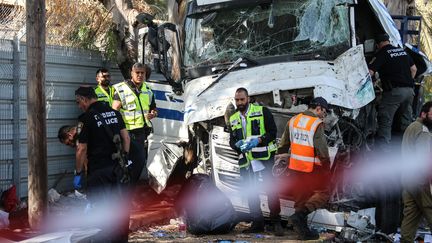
[{"xmin": 128, "ymin": 222, "xmax": 334, "ymax": 243}]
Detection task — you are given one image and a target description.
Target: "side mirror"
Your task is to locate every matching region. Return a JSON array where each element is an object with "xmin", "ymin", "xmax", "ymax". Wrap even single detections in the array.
[
  {"xmin": 137, "ymin": 13, "xmax": 183, "ymax": 92},
  {"xmin": 137, "ymin": 13, "xmax": 159, "ymax": 71}
]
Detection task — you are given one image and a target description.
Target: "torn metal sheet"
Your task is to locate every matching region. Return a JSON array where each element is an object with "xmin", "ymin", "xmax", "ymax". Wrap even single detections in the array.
[
  {"xmin": 183, "ymin": 45, "xmax": 373, "ymax": 125},
  {"xmin": 347, "ymin": 209, "xmax": 375, "ymax": 233},
  {"xmin": 196, "ymin": 0, "xmax": 232, "ymax": 6},
  {"xmin": 307, "ymin": 209, "xmax": 345, "ymax": 232},
  {"xmin": 147, "ymin": 141, "xmax": 183, "ymax": 193},
  {"xmin": 367, "ymin": 0, "xmax": 403, "ymax": 47},
  {"xmin": 329, "ymin": 45, "xmax": 375, "ymax": 109}
]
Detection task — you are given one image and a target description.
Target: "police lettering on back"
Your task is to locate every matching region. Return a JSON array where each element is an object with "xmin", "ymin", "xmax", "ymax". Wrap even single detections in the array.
[
  {"xmin": 387, "ymin": 48, "xmax": 408, "ymax": 58},
  {"xmin": 94, "ymin": 111, "xmax": 118, "ymax": 127}
]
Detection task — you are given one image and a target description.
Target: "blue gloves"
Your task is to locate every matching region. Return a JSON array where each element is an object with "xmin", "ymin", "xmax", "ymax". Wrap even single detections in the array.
[
  {"xmin": 240, "ymin": 137, "xmax": 260, "ymax": 152},
  {"xmin": 235, "ymin": 140, "xmax": 244, "ymax": 149},
  {"xmin": 73, "ymin": 174, "xmax": 82, "ymax": 190}
]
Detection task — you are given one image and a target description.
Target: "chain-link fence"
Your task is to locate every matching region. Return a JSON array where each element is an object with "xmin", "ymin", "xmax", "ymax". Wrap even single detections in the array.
[
  {"xmin": 0, "ymin": 0, "xmax": 128, "ymax": 198},
  {"xmin": 0, "ymin": 0, "xmax": 25, "ymax": 40}
]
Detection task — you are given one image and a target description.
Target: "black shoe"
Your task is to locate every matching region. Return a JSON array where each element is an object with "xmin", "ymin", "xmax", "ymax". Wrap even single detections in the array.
[
  {"xmin": 299, "ymin": 228, "xmax": 319, "ymax": 240},
  {"xmin": 242, "ymin": 221, "xmax": 265, "ymax": 233},
  {"xmin": 289, "ymin": 212, "xmax": 307, "ymax": 234},
  {"xmin": 290, "ymin": 211, "xmax": 315, "ymax": 240},
  {"xmin": 273, "ymin": 220, "xmax": 284, "ymax": 236}
]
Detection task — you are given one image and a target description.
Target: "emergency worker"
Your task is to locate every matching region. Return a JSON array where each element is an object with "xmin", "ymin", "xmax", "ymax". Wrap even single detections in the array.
[
  {"xmin": 112, "ymin": 63, "xmax": 156, "ymax": 181},
  {"xmin": 228, "ymin": 87, "xmax": 284, "ymax": 236},
  {"xmin": 74, "ymin": 86, "xmax": 130, "ymax": 242},
  {"xmin": 57, "ymin": 124, "xmax": 145, "ymax": 184},
  {"xmin": 276, "ymin": 97, "xmax": 331, "ymax": 240},
  {"xmin": 368, "ymin": 33, "xmax": 417, "ymax": 149},
  {"xmin": 94, "ymin": 68, "xmax": 115, "ymax": 106},
  {"xmin": 400, "ymin": 101, "xmax": 432, "ymax": 243}
]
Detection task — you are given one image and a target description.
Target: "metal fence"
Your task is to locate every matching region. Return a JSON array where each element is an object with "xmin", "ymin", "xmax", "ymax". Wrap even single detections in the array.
[{"xmin": 0, "ymin": 39, "xmax": 123, "ymax": 198}]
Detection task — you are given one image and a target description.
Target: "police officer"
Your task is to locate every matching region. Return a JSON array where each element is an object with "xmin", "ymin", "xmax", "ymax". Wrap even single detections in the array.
[
  {"xmin": 74, "ymin": 86, "xmax": 130, "ymax": 242},
  {"xmin": 112, "ymin": 63, "xmax": 156, "ymax": 181},
  {"xmin": 228, "ymin": 87, "xmax": 284, "ymax": 236},
  {"xmin": 369, "ymin": 33, "xmax": 417, "ymax": 149},
  {"xmin": 276, "ymin": 97, "xmax": 331, "ymax": 240},
  {"xmin": 94, "ymin": 68, "xmax": 115, "ymax": 106},
  {"xmin": 57, "ymin": 124, "xmax": 145, "ymax": 184}
]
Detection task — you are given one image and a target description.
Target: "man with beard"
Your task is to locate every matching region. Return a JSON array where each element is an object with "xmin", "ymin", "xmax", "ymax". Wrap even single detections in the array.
[
  {"xmin": 228, "ymin": 87, "xmax": 284, "ymax": 236},
  {"xmin": 58, "ymin": 125, "xmax": 88, "ymax": 178},
  {"xmin": 94, "ymin": 68, "xmax": 115, "ymax": 106},
  {"xmin": 400, "ymin": 101, "xmax": 432, "ymax": 243}
]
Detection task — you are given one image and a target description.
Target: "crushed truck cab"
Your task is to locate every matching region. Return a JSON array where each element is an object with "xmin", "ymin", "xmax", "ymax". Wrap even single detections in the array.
[{"xmin": 137, "ymin": 0, "xmax": 432, "ymax": 219}]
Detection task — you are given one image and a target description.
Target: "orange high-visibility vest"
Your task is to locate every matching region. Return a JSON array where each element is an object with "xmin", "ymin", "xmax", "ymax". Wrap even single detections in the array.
[{"xmin": 288, "ymin": 113, "xmax": 322, "ymax": 173}]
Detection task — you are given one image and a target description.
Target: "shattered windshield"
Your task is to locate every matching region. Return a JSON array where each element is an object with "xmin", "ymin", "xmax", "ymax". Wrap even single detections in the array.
[{"xmin": 184, "ymin": 0, "xmax": 351, "ymax": 67}]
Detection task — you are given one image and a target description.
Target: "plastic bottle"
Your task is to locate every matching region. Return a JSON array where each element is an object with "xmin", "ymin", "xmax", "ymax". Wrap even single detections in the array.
[{"xmin": 178, "ymin": 217, "xmax": 186, "ymax": 238}]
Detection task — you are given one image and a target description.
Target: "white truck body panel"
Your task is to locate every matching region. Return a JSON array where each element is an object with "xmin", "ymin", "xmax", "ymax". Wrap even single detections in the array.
[
  {"xmin": 183, "ymin": 45, "xmax": 374, "ymax": 125},
  {"xmin": 144, "ymin": 0, "xmax": 431, "ymax": 196}
]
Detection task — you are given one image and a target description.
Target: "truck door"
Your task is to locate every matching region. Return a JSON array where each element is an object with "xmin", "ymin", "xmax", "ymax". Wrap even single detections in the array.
[{"xmin": 138, "ymin": 23, "xmax": 189, "ymax": 192}]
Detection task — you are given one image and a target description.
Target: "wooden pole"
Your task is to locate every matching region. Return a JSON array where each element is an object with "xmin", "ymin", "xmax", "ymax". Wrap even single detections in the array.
[{"xmin": 26, "ymin": 0, "xmax": 47, "ymax": 229}]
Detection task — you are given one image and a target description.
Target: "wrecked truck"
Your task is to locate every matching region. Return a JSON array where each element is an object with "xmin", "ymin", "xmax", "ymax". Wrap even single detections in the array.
[{"xmin": 136, "ymin": 0, "xmax": 432, "ymax": 221}]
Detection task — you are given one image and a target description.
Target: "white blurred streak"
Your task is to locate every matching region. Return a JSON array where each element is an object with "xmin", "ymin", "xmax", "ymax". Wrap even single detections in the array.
[
  {"xmin": 19, "ymin": 228, "xmax": 101, "ymax": 243},
  {"xmin": 345, "ymin": 149, "xmax": 432, "ymax": 194},
  {"xmin": 39, "ymin": 192, "xmax": 130, "ymax": 242}
]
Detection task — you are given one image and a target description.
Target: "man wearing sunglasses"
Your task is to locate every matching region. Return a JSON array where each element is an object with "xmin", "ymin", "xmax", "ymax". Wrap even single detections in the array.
[{"xmin": 94, "ymin": 68, "xmax": 115, "ymax": 107}]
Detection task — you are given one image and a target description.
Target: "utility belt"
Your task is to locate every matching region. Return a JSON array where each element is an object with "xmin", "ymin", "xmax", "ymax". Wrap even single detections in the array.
[
  {"xmin": 130, "ymin": 125, "xmax": 152, "ymax": 138},
  {"xmin": 129, "ymin": 127, "xmax": 151, "ymax": 147},
  {"xmin": 381, "ymin": 80, "xmax": 413, "ymax": 92}
]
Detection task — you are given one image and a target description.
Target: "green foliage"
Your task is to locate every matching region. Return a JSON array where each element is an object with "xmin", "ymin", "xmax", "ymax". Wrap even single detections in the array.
[
  {"xmin": 68, "ymin": 23, "xmax": 97, "ymax": 50},
  {"xmin": 104, "ymin": 25, "xmax": 119, "ymax": 62},
  {"xmin": 145, "ymin": 0, "xmax": 167, "ymax": 9},
  {"xmin": 77, "ymin": 24, "xmax": 97, "ymax": 49},
  {"xmin": 423, "ymin": 77, "xmax": 432, "ymax": 102}
]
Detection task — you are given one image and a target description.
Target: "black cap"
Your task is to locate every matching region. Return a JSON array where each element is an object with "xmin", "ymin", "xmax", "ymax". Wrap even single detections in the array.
[
  {"xmin": 75, "ymin": 86, "xmax": 97, "ymax": 99},
  {"xmin": 310, "ymin": 97, "xmax": 329, "ymax": 110},
  {"xmin": 375, "ymin": 33, "xmax": 389, "ymax": 43}
]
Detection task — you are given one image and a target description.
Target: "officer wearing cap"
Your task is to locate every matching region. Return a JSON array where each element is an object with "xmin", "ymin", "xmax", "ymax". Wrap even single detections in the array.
[
  {"xmin": 275, "ymin": 97, "xmax": 331, "ymax": 240},
  {"xmin": 74, "ymin": 86, "xmax": 130, "ymax": 242},
  {"xmin": 369, "ymin": 33, "xmax": 417, "ymax": 149}
]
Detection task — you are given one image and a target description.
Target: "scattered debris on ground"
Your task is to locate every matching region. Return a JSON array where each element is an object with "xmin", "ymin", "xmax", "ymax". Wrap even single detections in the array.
[{"xmin": 2, "ymin": 183, "xmax": 432, "ymax": 242}]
